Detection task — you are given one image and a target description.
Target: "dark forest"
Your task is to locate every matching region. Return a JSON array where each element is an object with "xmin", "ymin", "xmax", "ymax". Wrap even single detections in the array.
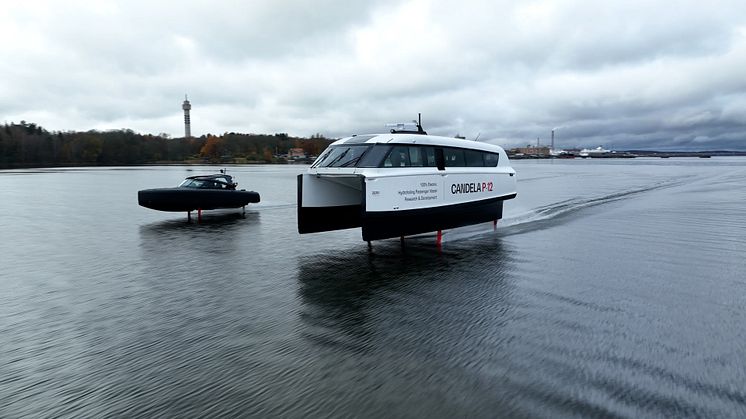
[{"xmin": 0, "ymin": 121, "xmax": 333, "ymax": 168}]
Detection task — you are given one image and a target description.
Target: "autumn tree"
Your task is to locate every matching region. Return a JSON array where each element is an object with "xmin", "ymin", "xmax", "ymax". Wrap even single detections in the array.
[{"xmin": 199, "ymin": 135, "xmax": 224, "ymax": 161}]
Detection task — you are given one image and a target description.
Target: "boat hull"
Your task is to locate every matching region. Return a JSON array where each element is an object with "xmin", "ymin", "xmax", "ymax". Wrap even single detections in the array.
[
  {"xmin": 297, "ymin": 173, "xmax": 516, "ymax": 240},
  {"xmin": 138, "ymin": 188, "xmax": 260, "ymax": 212},
  {"xmin": 361, "ymin": 195, "xmax": 512, "ymax": 241},
  {"xmin": 298, "ymin": 192, "xmax": 514, "ymax": 241}
]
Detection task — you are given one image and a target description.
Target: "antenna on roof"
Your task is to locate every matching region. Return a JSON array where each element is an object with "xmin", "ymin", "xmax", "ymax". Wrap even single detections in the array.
[
  {"xmin": 416, "ymin": 113, "xmax": 427, "ymax": 134},
  {"xmin": 474, "ymin": 132, "xmax": 481, "ymax": 141}
]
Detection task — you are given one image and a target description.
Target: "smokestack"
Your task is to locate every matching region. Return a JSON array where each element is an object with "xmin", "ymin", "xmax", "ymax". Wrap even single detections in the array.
[{"xmin": 551, "ymin": 129, "xmax": 555, "ymax": 150}]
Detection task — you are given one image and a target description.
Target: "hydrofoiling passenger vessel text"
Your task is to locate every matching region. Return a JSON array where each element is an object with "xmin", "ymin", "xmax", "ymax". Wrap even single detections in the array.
[{"xmin": 297, "ymin": 120, "xmax": 517, "ymax": 241}]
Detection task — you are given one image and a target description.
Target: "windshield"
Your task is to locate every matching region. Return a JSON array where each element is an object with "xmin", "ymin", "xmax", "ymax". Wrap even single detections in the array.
[
  {"xmin": 312, "ymin": 144, "xmax": 372, "ymax": 168},
  {"xmin": 178, "ymin": 179, "xmax": 229, "ymax": 189},
  {"xmin": 179, "ymin": 179, "xmax": 202, "ymax": 188}
]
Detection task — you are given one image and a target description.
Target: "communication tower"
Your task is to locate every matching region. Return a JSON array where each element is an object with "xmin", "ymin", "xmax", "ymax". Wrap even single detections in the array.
[{"xmin": 182, "ymin": 95, "xmax": 192, "ymax": 138}]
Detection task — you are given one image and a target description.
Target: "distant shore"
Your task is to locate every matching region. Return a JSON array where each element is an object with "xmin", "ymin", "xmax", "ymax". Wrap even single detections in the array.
[
  {"xmin": 0, "ymin": 159, "xmax": 315, "ymax": 170},
  {"xmin": 3, "ymin": 121, "xmax": 745, "ymax": 169},
  {"xmin": 0, "ymin": 121, "xmax": 329, "ymax": 170},
  {"xmin": 508, "ymin": 150, "xmax": 746, "ymax": 159}
]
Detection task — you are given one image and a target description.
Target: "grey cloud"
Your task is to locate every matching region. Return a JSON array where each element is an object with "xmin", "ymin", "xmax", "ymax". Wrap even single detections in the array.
[{"xmin": 2, "ymin": 0, "xmax": 746, "ymax": 150}]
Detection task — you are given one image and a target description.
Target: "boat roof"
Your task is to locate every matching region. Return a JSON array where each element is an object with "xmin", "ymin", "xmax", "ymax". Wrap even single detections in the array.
[
  {"xmin": 185, "ymin": 173, "xmax": 235, "ymax": 183},
  {"xmin": 330, "ymin": 133, "xmax": 506, "ymax": 153}
]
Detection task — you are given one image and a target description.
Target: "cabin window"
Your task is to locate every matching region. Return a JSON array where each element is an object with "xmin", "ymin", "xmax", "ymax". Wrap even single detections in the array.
[
  {"xmin": 408, "ymin": 146, "xmax": 424, "ymax": 167},
  {"xmin": 370, "ymin": 145, "xmax": 498, "ymax": 169},
  {"xmin": 443, "ymin": 148, "xmax": 465, "ymax": 167},
  {"xmin": 465, "ymin": 149, "xmax": 484, "ymax": 167},
  {"xmin": 381, "ymin": 146, "xmax": 438, "ymax": 168},
  {"xmin": 408, "ymin": 146, "xmax": 437, "ymax": 167},
  {"xmin": 426, "ymin": 148, "xmax": 437, "ymax": 167},
  {"xmin": 357, "ymin": 144, "xmax": 390, "ymax": 167},
  {"xmin": 312, "ymin": 144, "xmax": 372, "ymax": 168},
  {"xmin": 310, "ymin": 147, "xmax": 333, "ymax": 168},
  {"xmin": 418, "ymin": 146, "xmax": 437, "ymax": 167},
  {"xmin": 383, "ymin": 146, "xmax": 411, "ymax": 167}
]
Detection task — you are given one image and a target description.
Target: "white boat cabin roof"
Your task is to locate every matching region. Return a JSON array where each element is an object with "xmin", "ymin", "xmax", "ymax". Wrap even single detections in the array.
[{"xmin": 331, "ymin": 133, "xmax": 506, "ymax": 154}]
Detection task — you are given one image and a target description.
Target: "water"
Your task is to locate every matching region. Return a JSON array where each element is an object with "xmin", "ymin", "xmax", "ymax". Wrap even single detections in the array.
[{"xmin": 1, "ymin": 159, "xmax": 745, "ymax": 418}]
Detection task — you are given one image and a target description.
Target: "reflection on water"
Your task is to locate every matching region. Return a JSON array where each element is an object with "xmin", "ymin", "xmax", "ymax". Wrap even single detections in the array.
[
  {"xmin": 292, "ymin": 238, "xmax": 532, "ymax": 417},
  {"xmin": 139, "ymin": 211, "xmax": 259, "ymax": 233},
  {"xmin": 297, "ymin": 237, "xmax": 514, "ymax": 317}
]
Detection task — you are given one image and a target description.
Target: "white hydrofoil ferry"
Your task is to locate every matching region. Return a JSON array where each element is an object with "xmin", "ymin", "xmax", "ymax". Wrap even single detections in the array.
[{"xmin": 298, "ymin": 121, "xmax": 517, "ymax": 241}]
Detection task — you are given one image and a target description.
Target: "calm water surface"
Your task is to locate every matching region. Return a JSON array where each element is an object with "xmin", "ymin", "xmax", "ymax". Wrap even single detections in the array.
[{"xmin": 1, "ymin": 159, "xmax": 745, "ymax": 418}]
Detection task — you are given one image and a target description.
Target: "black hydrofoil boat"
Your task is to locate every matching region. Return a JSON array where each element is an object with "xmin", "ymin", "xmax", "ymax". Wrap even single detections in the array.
[{"xmin": 138, "ymin": 172, "xmax": 260, "ymax": 212}]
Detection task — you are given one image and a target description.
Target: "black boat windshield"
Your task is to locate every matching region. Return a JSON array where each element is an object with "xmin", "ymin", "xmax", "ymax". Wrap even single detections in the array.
[
  {"xmin": 312, "ymin": 144, "xmax": 372, "ymax": 168},
  {"xmin": 179, "ymin": 178, "xmax": 232, "ymax": 189}
]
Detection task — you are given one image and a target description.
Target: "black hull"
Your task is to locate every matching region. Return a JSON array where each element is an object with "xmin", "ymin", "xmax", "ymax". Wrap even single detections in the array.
[
  {"xmin": 297, "ymin": 204, "xmax": 362, "ymax": 234},
  {"xmin": 138, "ymin": 188, "xmax": 260, "ymax": 212},
  {"xmin": 361, "ymin": 195, "xmax": 513, "ymax": 241}
]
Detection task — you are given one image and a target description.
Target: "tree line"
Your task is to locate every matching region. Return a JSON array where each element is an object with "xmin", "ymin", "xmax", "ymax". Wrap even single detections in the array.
[{"xmin": 0, "ymin": 121, "xmax": 333, "ymax": 168}]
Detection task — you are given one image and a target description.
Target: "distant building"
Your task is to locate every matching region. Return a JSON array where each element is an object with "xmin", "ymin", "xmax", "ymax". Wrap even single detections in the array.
[
  {"xmin": 182, "ymin": 95, "xmax": 192, "ymax": 138},
  {"xmin": 513, "ymin": 146, "xmax": 551, "ymax": 156},
  {"xmin": 288, "ymin": 148, "xmax": 306, "ymax": 159}
]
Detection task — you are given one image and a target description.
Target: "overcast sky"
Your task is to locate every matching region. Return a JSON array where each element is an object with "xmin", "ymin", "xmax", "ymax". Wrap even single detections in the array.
[{"xmin": 2, "ymin": 0, "xmax": 746, "ymax": 150}]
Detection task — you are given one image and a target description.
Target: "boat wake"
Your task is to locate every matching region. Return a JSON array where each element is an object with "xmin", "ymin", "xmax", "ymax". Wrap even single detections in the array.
[
  {"xmin": 253, "ymin": 202, "xmax": 297, "ymax": 211},
  {"xmin": 500, "ymin": 179, "xmax": 683, "ymax": 236},
  {"xmin": 440, "ymin": 177, "xmax": 687, "ymax": 242}
]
